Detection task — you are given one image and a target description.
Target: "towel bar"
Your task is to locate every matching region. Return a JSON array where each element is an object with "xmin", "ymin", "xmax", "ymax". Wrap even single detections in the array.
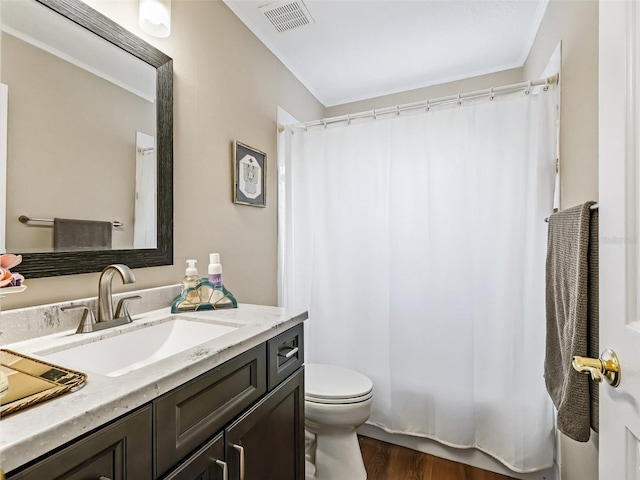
[
  {"xmin": 544, "ymin": 203, "xmax": 598, "ymax": 223},
  {"xmin": 18, "ymin": 215, "xmax": 123, "ymax": 228}
]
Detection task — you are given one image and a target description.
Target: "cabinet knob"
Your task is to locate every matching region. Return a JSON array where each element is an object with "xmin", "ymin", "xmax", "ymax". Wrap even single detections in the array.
[
  {"xmin": 233, "ymin": 444, "xmax": 245, "ymax": 480},
  {"xmin": 215, "ymin": 459, "xmax": 229, "ymax": 480}
]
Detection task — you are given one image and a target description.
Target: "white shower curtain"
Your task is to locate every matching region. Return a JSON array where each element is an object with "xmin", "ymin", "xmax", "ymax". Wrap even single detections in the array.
[{"xmin": 279, "ymin": 88, "xmax": 557, "ymax": 472}]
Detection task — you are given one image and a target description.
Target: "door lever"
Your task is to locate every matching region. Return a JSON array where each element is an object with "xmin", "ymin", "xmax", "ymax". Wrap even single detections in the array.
[{"xmin": 572, "ymin": 348, "xmax": 621, "ymax": 387}]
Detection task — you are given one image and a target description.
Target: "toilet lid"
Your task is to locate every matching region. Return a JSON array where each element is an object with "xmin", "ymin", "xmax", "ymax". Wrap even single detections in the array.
[{"xmin": 305, "ymin": 364, "xmax": 373, "ymax": 403}]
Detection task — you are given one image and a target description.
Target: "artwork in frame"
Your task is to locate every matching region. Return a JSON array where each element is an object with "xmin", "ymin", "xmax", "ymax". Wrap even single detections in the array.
[{"xmin": 233, "ymin": 140, "xmax": 266, "ymax": 207}]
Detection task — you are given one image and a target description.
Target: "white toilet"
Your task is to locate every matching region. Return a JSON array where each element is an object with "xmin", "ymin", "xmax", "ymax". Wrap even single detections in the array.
[{"xmin": 304, "ymin": 363, "xmax": 374, "ymax": 480}]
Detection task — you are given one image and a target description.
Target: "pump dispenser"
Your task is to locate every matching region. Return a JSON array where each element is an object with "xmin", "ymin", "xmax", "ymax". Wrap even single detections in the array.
[
  {"xmin": 182, "ymin": 259, "xmax": 199, "ymax": 292},
  {"xmin": 208, "ymin": 253, "xmax": 222, "ymax": 287}
]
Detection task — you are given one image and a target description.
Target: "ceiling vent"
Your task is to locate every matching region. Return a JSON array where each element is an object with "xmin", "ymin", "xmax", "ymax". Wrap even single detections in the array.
[{"xmin": 259, "ymin": 0, "xmax": 315, "ymax": 33}]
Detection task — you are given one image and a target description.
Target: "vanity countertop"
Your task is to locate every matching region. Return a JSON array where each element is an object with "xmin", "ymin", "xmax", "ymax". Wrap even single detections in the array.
[{"xmin": 0, "ymin": 303, "xmax": 308, "ymax": 474}]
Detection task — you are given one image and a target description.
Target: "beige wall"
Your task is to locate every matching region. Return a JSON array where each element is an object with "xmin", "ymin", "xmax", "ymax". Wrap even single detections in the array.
[
  {"xmin": 524, "ymin": 0, "xmax": 599, "ymax": 210},
  {"xmin": 2, "ymin": 33, "xmax": 155, "ymax": 251},
  {"xmin": 326, "ymin": 68, "xmax": 523, "ymax": 117},
  {"xmin": 523, "ymin": 1, "xmax": 599, "ymax": 480},
  {"xmin": 2, "ymin": 0, "xmax": 324, "ymax": 310}
]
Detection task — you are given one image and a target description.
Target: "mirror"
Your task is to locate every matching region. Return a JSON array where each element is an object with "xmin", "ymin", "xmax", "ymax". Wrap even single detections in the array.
[{"xmin": 0, "ymin": 0, "xmax": 173, "ymax": 278}]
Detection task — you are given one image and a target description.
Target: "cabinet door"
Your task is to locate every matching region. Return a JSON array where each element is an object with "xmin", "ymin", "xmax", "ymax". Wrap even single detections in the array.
[
  {"xmin": 7, "ymin": 405, "xmax": 152, "ymax": 480},
  {"xmin": 155, "ymin": 344, "xmax": 266, "ymax": 478},
  {"xmin": 225, "ymin": 368, "xmax": 304, "ymax": 480},
  {"xmin": 163, "ymin": 432, "xmax": 227, "ymax": 480}
]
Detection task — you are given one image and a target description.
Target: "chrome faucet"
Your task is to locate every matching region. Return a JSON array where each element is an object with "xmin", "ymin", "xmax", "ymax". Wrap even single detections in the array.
[{"xmin": 62, "ymin": 264, "xmax": 140, "ymax": 333}]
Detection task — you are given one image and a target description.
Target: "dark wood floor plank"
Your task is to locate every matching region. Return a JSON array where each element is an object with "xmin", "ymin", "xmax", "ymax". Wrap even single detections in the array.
[
  {"xmin": 359, "ymin": 435, "xmax": 518, "ymax": 480},
  {"xmin": 387, "ymin": 442, "xmax": 425, "ymax": 480},
  {"xmin": 359, "ymin": 435, "xmax": 391, "ymax": 480}
]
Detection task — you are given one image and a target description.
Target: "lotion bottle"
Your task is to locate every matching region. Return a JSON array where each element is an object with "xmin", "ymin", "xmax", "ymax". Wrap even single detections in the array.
[
  {"xmin": 208, "ymin": 253, "xmax": 223, "ymax": 287},
  {"xmin": 182, "ymin": 259, "xmax": 199, "ymax": 292}
]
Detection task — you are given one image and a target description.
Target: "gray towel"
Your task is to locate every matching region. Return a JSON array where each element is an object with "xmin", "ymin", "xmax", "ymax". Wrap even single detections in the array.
[
  {"xmin": 53, "ymin": 218, "xmax": 112, "ymax": 251},
  {"xmin": 588, "ymin": 207, "xmax": 599, "ymax": 432},
  {"xmin": 544, "ymin": 201, "xmax": 598, "ymax": 442}
]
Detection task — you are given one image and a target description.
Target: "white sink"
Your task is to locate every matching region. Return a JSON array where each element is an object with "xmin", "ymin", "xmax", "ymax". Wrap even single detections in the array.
[{"xmin": 40, "ymin": 318, "xmax": 238, "ymax": 377}]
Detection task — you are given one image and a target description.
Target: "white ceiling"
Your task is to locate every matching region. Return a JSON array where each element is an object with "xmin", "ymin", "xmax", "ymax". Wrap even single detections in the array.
[{"xmin": 223, "ymin": 0, "xmax": 549, "ymax": 107}]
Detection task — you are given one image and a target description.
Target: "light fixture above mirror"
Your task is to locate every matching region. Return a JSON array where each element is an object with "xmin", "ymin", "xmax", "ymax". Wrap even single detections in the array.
[{"xmin": 139, "ymin": 0, "xmax": 171, "ymax": 38}]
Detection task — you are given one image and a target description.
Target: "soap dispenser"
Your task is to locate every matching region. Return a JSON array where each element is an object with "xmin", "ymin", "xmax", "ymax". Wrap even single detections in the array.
[
  {"xmin": 182, "ymin": 259, "xmax": 199, "ymax": 292},
  {"xmin": 208, "ymin": 253, "xmax": 222, "ymax": 287}
]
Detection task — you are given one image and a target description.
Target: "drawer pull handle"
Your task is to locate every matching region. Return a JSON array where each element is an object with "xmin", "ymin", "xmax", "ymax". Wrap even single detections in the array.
[
  {"xmin": 278, "ymin": 346, "xmax": 299, "ymax": 359},
  {"xmin": 215, "ymin": 459, "xmax": 229, "ymax": 480},
  {"xmin": 233, "ymin": 444, "xmax": 245, "ymax": 480},
  {"xmin": 98, "ymin": 477, "xmax": 112, "ymax": 480}
]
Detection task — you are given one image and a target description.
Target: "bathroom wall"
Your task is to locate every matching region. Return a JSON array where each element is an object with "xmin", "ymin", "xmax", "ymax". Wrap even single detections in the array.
[
  {"xmin": 1, "ymin": 0, "xmax": 324, "ymax": 311},
  {"xmin": 524, "ymin": 0, "xmax": 599, "ymax": 211},
  {"xmin": 325, "ymin": 68, "xmax": 523, "ymax": 117}
]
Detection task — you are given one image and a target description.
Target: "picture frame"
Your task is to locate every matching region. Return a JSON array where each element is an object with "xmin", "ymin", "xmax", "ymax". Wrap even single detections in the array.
[{"xmin": 233, "ymin": 140, "xmax": 266, "ymax": 207}]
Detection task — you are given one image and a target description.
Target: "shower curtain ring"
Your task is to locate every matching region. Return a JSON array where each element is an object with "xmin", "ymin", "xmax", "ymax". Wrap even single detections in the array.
[
  {"xmin": 425, "ymin": 100, "xmax": 430, "ymax": 112},
  {"xmin": 543, "ymin": 78, "xmax": 550, "ymax": 91},
  {"xmin": 396, "ymin": 105, "xmax": 400, "ymax": 116},
  {"xmin": 525, "ymin": 81, "xmax": 532, "ymax": 95},
  {"xmin": 489, "ymin": 88, "xmax": 494, "ymax": 101},
  {"xmin": 347, "ymin": 114, "xmax": 351, "ymax": 125},
  {"xmin": 373, "ymin": 109, "xmax": 377, "ymax": 120},
  {"xmin": 457, "ymin": 93, "xmax": 462, "ymax": 106},
  {"xmin": 323, "ymin": 118, "xmax": 327, "ymax": 128}
]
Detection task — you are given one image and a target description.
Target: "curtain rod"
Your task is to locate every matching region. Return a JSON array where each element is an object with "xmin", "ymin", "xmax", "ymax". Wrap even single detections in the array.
[{"xmin": 280, "ymin": 74, "xmax": 559, "ymax": 132}]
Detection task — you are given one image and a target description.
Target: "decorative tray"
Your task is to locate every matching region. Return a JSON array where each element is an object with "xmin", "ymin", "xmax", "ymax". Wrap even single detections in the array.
[
  {"xmin": 0, "ymin": 349, "xmax": 87, "ymax": 416},
  {"xmin": 171, "ymin": 280, "xmax": 238, "ymax": 313}
]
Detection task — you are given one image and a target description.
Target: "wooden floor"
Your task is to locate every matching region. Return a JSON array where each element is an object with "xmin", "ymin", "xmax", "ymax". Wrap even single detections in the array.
[{"xmin": 359, "ymin": 436, "xmax": 518, "ymax": 480}]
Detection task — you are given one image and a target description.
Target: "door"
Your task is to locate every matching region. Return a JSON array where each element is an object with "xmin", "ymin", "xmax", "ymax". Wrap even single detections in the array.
[
  {"xmin": 133, "ymin": 131, "xmax": 157, "ymax": 249},
  {"xmin": 225, "ymin": 368, "xmax": 304, "ymax": 480},
  {"xmin": 599, "ymin": 0, "xmax": 640, "ymax": 476}
]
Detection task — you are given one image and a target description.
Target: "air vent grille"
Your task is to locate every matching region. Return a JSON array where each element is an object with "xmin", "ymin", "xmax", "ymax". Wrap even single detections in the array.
[{"xmin": 259, "ymin": 0, "xmax": 315, "ymax": 33}]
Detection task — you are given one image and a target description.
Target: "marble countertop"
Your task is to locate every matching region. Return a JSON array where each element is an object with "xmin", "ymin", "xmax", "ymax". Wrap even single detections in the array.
[{"xmin": 0, "ymin": 303, "xmax": 308, "ymax": 474}]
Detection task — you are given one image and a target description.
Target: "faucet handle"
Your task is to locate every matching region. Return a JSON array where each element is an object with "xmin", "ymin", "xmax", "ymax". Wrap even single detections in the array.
[
  {"xmin": 61, "ymin": 305, "xmax": 97, "ymax": 334},
  {"xmin": 114, "ymin": 295, "xmax": 141, "ymax": 322}
]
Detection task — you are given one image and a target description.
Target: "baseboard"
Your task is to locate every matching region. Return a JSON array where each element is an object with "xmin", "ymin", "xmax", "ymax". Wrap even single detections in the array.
[{"xmin": 357, "ymin": 424, "xmax": 556, "ymax": 480}]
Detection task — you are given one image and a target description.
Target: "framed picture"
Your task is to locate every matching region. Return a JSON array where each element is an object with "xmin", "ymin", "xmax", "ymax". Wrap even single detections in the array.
[{"xmin": 233, "ymin": 141, "xmax": 266, "ymax": 207}]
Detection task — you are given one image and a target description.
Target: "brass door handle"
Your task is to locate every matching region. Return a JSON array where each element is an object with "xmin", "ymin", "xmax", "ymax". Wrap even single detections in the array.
[{"xmin": 572, "ymin": 348, "xmax": 621, "ymax": 387}]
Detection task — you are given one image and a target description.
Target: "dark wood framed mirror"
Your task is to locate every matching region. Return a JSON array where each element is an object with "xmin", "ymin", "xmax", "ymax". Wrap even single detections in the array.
[{"xmin": 4, "ymin": 0, "xmax": 173, "ymax": 278}]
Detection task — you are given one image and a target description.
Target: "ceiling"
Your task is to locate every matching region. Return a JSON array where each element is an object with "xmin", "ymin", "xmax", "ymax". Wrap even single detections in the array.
[{"xmin": 223, "ymin": 0, "xmax": 549, "ymax": 107}]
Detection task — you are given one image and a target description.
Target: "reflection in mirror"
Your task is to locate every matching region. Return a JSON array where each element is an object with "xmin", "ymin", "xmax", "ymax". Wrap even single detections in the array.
[{"xmin": 0, "ymin": 0, "xmax": 173, "ymax": 277}]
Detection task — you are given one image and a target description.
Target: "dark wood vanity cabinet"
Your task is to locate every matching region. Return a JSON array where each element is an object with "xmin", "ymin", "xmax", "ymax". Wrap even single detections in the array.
[
  {"xmin": 6, "ymin": 323, "xmax": 305, "ymax": 480},
  {"xmin": 163, "ymin": 324, "xmax": 305, "ymax": 480},
  {"xmin": 226, "ymin": 370, "xmax": 304, "ymax": 480},
  {"xmin": 163, "ymin": 432, "xmax": 226, "ymax": 480},
  {"xmin": 6, "ymin": 405, "xmax": 153, "ymax": 480}
]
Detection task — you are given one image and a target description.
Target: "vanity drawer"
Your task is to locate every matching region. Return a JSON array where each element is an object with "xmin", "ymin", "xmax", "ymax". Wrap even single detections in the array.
[
  {"xmin": 267, "ymin": 323, "xmax": 304, "ymax": 390},
  {"xmin": 154, "ymin": 344, "xmax": 267, "ymax": 478}
]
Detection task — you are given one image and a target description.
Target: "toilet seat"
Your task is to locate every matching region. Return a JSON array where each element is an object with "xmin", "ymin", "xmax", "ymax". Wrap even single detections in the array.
[{"xmin": 305, "ymin": 364, "xmax": 373, "ymax": 405}]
